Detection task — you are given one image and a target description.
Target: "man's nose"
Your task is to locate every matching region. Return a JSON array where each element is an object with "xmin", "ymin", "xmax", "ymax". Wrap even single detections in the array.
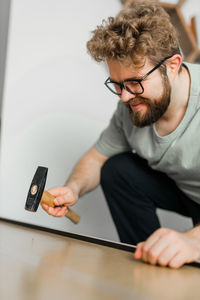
[{"xmin": 120, "ymin": 88, "xmax": 136, "ymax": 103}]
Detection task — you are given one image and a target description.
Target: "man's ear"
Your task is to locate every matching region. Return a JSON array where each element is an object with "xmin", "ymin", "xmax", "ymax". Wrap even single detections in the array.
[{"xmin": 166, "ymin": 54, "xmax": 182, "ymax": 80}]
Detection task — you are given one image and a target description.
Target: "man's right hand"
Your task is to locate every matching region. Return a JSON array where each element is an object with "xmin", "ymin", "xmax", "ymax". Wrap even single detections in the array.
[{"xmin": 40, "ymin": 186, "xmax": 78, "ymax": 217}]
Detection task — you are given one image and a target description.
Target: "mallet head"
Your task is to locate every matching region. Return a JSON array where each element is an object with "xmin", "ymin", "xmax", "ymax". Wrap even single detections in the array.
[{"xmin": 25, "ymin": 166, "xmax": 48, "ymax": 212}]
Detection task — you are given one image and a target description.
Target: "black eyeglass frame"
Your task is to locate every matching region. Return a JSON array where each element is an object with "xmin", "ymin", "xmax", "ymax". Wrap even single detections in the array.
[{"xmin": 104, "ymin": 55, "xmax": 173, "ymax": 96}]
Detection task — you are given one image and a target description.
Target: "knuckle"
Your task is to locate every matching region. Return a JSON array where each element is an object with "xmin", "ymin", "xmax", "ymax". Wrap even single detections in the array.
[
  {"xmin": 157, "ymin": 228, "xmax": 168, "ymax": 234},
  {"xmin": 142, "ymin": 246, "xmax": 148, "ymax": 254},
  {"xmin": 148, "ymin": 249, "xmax": 156, "ymax": 259},
  {"xmin": 157, "ymin": 257, "xmax": 168, "ymax": 266},
  {"xmin": 48, "ymin": 208, "xmax": 56, "ymax": 216},
  {"xmin": 168, "ymin": 261, "xmax": 180, "ymax": 269},
  {"xmin": 166, "ymin": 230, "xmax": 177, "ymax": 240},
  {"xmin": 55, "ymin": 214, "xmax": 62, "ymax": 218}
]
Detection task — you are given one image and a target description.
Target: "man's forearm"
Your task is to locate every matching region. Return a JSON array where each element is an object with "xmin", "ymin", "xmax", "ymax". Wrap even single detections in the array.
[{"xmin": 64, "ymin": 146, "xmax": 108, "ymax": 198}]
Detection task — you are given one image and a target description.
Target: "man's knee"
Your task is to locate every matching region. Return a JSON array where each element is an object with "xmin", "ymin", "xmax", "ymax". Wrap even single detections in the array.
[{"xmin": 100, "ymin": 152, "xmax": 133, "ymax": 187}]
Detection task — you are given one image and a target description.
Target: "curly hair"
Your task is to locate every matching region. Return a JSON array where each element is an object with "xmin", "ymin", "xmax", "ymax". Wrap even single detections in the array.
[{"xmin": 87, "ymin": 1, "xmax": 181, "ymax": 70}]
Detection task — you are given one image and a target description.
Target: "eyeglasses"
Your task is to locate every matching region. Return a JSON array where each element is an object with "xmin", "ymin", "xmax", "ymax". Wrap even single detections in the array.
[{"xmin": 104, "ymin": 56, "xmax": 172, "ymax": 96}]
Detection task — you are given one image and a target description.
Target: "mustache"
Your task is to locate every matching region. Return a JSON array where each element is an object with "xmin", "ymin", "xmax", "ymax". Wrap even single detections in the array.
[{"xmin": 125, "ymin": 97, "xmax": 149, "ymax": 107}]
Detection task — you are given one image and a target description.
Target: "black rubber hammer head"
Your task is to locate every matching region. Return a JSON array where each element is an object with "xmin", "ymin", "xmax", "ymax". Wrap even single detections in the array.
[
  {"xmin": 25, "ymin": 166, "xmax": 48, "ymax": 212},
  {"xmin": 25, "ymin": 166, "xmax": 80, "ymax": 224}
]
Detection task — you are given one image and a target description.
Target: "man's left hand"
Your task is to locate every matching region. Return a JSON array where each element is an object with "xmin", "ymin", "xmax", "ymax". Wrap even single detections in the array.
[{"xmin": 134, "ymin": 227, "xmax": 200, "ymax": 269}]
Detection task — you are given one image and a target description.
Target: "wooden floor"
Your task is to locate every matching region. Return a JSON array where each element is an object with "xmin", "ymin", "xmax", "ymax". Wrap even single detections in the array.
[{"xmin": 0, "ymin": 220, "xmax": 199, "ymax": 300}]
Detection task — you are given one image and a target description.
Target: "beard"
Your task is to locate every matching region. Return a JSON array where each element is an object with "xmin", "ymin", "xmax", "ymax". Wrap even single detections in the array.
[{"xmin": 125, "ymin": 75, "xmax": 171, "ymax": 127}]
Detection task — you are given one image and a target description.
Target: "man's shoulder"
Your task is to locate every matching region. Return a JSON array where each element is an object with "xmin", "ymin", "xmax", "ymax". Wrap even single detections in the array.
[
  {"xmin": 184, "ymin": 61, "xmax": 200, "ymax": 97},
  {"xmin": 183, "ymin": 61, "xmax": 200, "ymax": 74}
]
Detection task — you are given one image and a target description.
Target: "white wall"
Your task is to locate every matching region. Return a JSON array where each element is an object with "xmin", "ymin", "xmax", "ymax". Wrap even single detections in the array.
[
  {"xmin": 0, "ymin": 0, "xmax": 121, "ymax": 240},
  {"xmin": 0, "ymin": 0, "xmax": 10, "ymax": 118}
]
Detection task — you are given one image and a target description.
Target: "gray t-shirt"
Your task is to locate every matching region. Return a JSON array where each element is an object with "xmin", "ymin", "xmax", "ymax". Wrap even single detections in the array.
[{"xmin": 95, "ymin": 62, "xmax": 200, "ymax": 204}]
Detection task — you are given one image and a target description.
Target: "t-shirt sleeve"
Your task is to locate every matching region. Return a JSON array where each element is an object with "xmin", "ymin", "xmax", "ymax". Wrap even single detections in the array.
[{"xmin": 94, "ymin": 101, "xmax": 132, "ymax": 157}]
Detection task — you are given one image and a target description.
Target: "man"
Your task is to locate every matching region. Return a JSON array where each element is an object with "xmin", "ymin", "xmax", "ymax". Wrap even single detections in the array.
[{"xmin": 41, "ymin": 1, "xmax": 200, "ymax": 268}]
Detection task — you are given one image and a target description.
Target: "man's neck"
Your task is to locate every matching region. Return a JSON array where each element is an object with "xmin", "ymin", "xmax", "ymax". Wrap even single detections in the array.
[{"xmin": 155, "ymin": 65, "xmax": 191, "ymax": 137}]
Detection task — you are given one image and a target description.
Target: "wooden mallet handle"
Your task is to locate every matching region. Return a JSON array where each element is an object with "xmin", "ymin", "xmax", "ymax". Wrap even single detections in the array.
[{"xmin": 41, "ymin": 190, "xmax": 80, "ymax": 224}]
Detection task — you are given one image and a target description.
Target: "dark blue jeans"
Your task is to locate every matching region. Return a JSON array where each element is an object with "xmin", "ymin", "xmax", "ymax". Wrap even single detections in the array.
[{"xmin": 100, "ymin": 152, "xmax": 200, "ymax": 245}]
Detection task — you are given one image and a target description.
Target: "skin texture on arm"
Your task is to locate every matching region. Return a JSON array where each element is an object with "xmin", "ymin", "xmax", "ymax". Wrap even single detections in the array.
[
  {"xmin": 41, "ymin": 146, "xmax": 108, "ymax": 217},
  {"xmin": 65, "ymin": 146, "xmax": 108, "ymax": 197},
  {"xmin": 134, "ymin": 226, "xmax": 200, "ymax": 269}
]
